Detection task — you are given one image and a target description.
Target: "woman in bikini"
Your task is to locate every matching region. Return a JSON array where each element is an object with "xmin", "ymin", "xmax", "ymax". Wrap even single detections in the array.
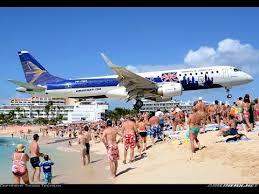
[
  {"xmin": 188, "ymin": 106, "xmax": 202, "ymax": 153},
  {"xmin": 12, "ymin": 144, "xmax": 30, "ymax": 184}
]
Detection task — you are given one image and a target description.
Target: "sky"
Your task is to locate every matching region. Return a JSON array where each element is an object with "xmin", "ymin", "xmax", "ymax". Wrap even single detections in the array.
[{"xmin": 0, "ymin": 7, "xmax": 259, "ymax": 109}]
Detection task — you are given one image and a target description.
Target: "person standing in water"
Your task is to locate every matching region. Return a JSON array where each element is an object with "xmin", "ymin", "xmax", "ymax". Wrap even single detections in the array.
[{"xmin": 12, "ymin": 144, "xmax": 30, "ymax": 184}]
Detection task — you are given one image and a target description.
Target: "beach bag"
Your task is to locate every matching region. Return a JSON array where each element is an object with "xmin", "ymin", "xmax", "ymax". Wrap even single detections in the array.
[{"xmin": 12, "ymin": 153, "xmax": 26, "ymax": 176}]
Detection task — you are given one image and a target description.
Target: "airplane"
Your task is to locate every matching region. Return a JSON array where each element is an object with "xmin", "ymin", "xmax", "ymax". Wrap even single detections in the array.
[{"xmin": 8, "ymin": 50, "xmax": 254, "ymax": 110}]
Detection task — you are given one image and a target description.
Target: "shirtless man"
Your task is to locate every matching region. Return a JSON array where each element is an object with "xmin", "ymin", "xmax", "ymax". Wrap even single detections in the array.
[
  {"xmin": 195, "ymin": 97, "xmax": 207, "ymax": 130},
  {"xmin": 149, "ymin": 112, "xmax": 161, "ymax": 145},
  {"xmin": 102, "ymin": 120, "xmax": 121, "ymax": 178},
  {"xmin": 78, "ymin": 125, "xmax": 91, "ymax": 165},
  {"xmin": 236, "ymin": 97, "xmax": 244, "ymax": 122},
  {"xmin": 214, "ymin": 100, "xmax": 221, "ymax": 129},
  {"xmin": 195, "ymin": 97, "xmax": 206, "ymax": 113},
  {"xmin": 121, "ymin": 115, "xmax": 138, "ymax": 164},
  {"xmin": 29, "ymin": 134, "xmax": 43, "ymax": 182},
  {"xmin": 218, "ymin": 115, "xmax": 238, "ymax": 137},
  {"xmin": 243, "ymin": 97, "xmax": 252, "ymax": 131},
  {"xmin": 188, "ymin": 107, "xmax": 202, "ymax": 153},
  {"xmin": 137, "ymin": 116, "xmax": 147, "ymax": 152}
]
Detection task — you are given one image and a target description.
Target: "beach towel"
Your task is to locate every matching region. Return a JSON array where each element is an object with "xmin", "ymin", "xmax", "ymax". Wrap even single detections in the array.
[{"xmin": 204, "ymin": 124, "xmax": 219, "ymax": 132}]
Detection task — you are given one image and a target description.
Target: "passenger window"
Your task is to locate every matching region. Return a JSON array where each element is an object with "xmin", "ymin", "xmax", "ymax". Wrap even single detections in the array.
[
  {"xmin": 201, "ymin": 72, "xmax": 203, "ymax": 75},
  {"xmin": 179, "ymin": 74, "xmax": 181, "ymax": 76},
  {"xmin": 216, "ymin": 71, "xmax": 219, "ymax": 73},
  {"xmin": 195, "ymin": 73, "xmax": 198, "ymax": 75},
  {"xmin": 211, "ymin": 71, "xmax": 214, "ymax": 73},
  {"xmin": 190, "ymin": 73, "xmax": 192, "ymax": 75},
  {"xmin": 206, "ymin": 72, "xmax": 208, "ymax": 74},
  {"xmin": 184, "ymin": 74, "xmax": 187, "ymax": 76},
  {"xmin": 234, "ymin": 68, "xmax": 241, "ymax": 72}
]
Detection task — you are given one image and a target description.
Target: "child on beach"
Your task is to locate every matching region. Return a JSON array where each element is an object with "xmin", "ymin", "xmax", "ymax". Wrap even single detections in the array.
[{"xmin": 39, "ymin": 155, "xmax": 54, "ymax": 184}]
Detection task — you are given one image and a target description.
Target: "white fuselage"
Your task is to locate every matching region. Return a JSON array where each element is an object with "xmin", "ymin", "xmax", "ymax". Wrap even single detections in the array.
[{"xmin": 43, "ymin": 65, "xmax": 253, "ymax": 100}]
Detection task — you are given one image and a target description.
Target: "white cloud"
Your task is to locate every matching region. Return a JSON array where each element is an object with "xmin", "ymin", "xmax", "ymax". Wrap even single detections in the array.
[
  {"xmin": 184, "ymin": 39, "xmax": 259, "ymax": 75},
  {"xmin": 118, "ymin": 38, "xmax": 259, "ymax": 76}
]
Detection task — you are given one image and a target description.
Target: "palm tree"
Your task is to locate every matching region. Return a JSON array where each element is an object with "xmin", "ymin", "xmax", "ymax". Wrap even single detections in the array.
[
  {"xmin": 0, "ymin": 113, "xmax": 4, "ymax": 121},
  {"xmin": 8, "ymin": 110, "xmax": 15, "ymax": 120},
  {"xmin": 51, "ymin": 106, "xmax": 56, "ymax": 119},
  {"xmin": 15, "ymin": 107, "xmax": 21, "ymax": 119},
  {"xmin": 44, "ymin": 101, "xmax": 53, "ymax": 120},
  {"xmin": 36, "ymin": 109, "xmax": 40, "ymax": 118},
  {"xmin": 23, "ymin": 108, "xmax": 26, "ymax": 118},
  {"xmin": 56, "ymin": 106, "xmax": 61, "ymax": 117}
]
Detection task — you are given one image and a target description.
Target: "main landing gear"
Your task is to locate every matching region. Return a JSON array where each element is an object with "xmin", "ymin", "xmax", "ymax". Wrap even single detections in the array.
[
  {"xmin": 225, "ymin": 87, "xmax": 232, "ymax": 99},
  {"xmin": 133, "ymin": 99, "xmax": 143, "ymax": 110}
]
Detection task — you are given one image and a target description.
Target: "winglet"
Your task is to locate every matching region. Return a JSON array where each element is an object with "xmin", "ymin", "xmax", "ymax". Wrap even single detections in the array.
[{"xmin": 100, "ymin": 53, "xmax": 116, "ymax": 67}]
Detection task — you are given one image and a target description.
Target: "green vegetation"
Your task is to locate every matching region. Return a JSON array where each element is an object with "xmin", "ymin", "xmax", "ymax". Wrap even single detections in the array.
[{"xmin": 105, "ymin": 107, "xmax": 139, "ymax": 122}]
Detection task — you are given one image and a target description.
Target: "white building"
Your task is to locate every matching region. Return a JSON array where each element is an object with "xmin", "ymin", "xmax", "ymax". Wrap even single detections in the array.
[
  {"xmin": 67, "ymin": 100, "xmax": 109, "ymax": 123},
  {"xmin": 10, "ymin": 96, "xmax": 66, "ymax": 106},
  {"xmin": 0, "ymin": 96, "xmax": 108, "ymax": 122},
  {"xmin": 140, "ymin": 99, "xmax": 193, "ymax": 113}
]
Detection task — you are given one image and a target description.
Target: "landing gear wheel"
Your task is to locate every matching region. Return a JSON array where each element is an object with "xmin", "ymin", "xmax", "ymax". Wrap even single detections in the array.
[
  {"xmin": 136, "ymin": 100, "xmax": 143, "ymax": 108},
  {"xmin": 227, "ymin": 94, "xmax": 232, "ymax": 98},
  {"xmin": 225, "ymin": 87, "xmax": 232, "ymax": 99},
  {"xmin": 134, "ymin": 100, "xmax": 143, "ymax": 110}
]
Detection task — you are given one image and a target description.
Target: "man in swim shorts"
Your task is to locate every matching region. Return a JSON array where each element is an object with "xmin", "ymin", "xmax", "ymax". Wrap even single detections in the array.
[
  {"xmin": 137, "ymin": 116, "xmax": 147, "ymax": 152},
  {"xmin": 149, "ymin": 112, "xmax": 162, "ymax": 145},
  {"xmin": 121, "ymin": 115, "xmax": 138, "ymax": 164},
  {"xmin": 102, "ymin": 120, "xmax": 121, "ymax": 178},
  {"xmin": 78, "ymin": 125, "xmax": 91, "ymax": 166},
  {"xmin": 188, "ymin": 106, "xmax": 202, "ymax": 153},
  {"xmin": 29, "ymin": 134, "xmax": 43, "ymax": 182}
]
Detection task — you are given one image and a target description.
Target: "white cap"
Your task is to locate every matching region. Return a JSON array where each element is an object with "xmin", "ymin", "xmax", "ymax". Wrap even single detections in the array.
[{"xmin": 198, "ymin": 97, "xmax": 203, "ymax": 100}]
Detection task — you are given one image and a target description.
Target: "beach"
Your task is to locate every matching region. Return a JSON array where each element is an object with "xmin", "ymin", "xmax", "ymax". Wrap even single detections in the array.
[{"xmin": 1, "ymin": 125, "xmax": 259, "ymax": 184}]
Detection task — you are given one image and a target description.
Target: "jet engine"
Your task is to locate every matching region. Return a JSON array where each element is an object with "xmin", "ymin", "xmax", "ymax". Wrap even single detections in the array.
[
  {"xmin": 106, "ymin": 87, "xmax": 128, "ymax": 99},
  {"xmin": 157, "ymin": 83, "xmax": 183, "ymax": 97},
  {"xmin": 16, "ymin": 87, "xmax": 32, "ymax": 93}
]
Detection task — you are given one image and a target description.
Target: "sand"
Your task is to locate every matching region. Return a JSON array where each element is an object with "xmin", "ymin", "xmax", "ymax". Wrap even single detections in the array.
[{"xmin": 2, "ymin": 125, "xmax": 259, "ymax": 184}]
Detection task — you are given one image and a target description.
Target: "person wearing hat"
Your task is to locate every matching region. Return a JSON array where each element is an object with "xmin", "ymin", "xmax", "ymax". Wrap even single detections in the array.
[
  {"xmin": 12, "ymin": 144, "xmax": 30, "ymax": 184},
  {"xmin": 29, "ymin": 134, "xmax": 43, "ymax": 183}
]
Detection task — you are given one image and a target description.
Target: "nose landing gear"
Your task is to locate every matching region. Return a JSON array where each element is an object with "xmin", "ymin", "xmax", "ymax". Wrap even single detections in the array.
[{"xmin": 225, "ymin": 87, "xmax": 232, "ymax": 99}]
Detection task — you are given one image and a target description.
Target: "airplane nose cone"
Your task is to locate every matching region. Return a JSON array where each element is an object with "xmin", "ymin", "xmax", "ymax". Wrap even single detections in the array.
[{"xmin": 247, "ymin": 74, "xmax": 254, "ymax": 82}]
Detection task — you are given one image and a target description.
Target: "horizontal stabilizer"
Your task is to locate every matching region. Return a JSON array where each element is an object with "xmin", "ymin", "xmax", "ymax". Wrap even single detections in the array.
[{"xmin": 8, "ymin": 79, "xmax": 46, "ymax": 91}]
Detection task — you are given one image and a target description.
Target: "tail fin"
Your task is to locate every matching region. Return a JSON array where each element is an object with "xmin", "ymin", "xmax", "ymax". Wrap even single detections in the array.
[{"xmin": 18, "ymin": 51, "xmax": 65, "ymax": 85}]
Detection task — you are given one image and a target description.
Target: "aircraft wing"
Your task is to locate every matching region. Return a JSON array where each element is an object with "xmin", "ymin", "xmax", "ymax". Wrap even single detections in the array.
[
  {"xmin": 8, "ymin": 79, "xmax": 46, "ymax": 91},
  {"xmin": 101, "ymin": 53, "xmax": 158, "ymax": 100}
]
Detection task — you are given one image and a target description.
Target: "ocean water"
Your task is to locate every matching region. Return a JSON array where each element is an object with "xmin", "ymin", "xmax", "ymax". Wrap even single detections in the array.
[{"xmin": 0, "ymin": 136, "xmax": 29, "ymax": 184}]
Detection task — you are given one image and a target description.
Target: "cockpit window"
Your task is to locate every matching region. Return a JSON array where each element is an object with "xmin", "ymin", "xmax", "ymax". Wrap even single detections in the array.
[{"xmin": 234, "ymin": 68, "xmax": 241, "ymax": 72}]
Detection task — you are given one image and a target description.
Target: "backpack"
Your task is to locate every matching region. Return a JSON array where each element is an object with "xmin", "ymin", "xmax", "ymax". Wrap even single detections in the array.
[{"xmin": 12, "ymin": 153, "xmax": 26, "ymax": 176}]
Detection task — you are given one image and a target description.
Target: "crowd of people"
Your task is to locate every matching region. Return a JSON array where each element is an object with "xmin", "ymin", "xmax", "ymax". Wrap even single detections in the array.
[{"xmin": 11, "ymin": 93, "xmax": 259, "ymax": 183}]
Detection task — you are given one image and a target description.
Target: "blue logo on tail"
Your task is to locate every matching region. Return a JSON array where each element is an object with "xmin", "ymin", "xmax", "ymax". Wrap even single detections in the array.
[{"xmin": 18, "ymin": 51, "xmax": 65, "ymax": 85}]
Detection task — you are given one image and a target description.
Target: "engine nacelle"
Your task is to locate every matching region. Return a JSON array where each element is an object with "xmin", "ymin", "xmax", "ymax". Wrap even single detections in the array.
[
  {"xmin": 16, "ymin": 87, "xmax": 27, "ymax": 93},
  {"xmin": 157, "ymin": 83, "xmax": 183, "ymax": 97},
  {"xmin": 106, "ymin": 87, "xmax": 128, "ymax": 99}
]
